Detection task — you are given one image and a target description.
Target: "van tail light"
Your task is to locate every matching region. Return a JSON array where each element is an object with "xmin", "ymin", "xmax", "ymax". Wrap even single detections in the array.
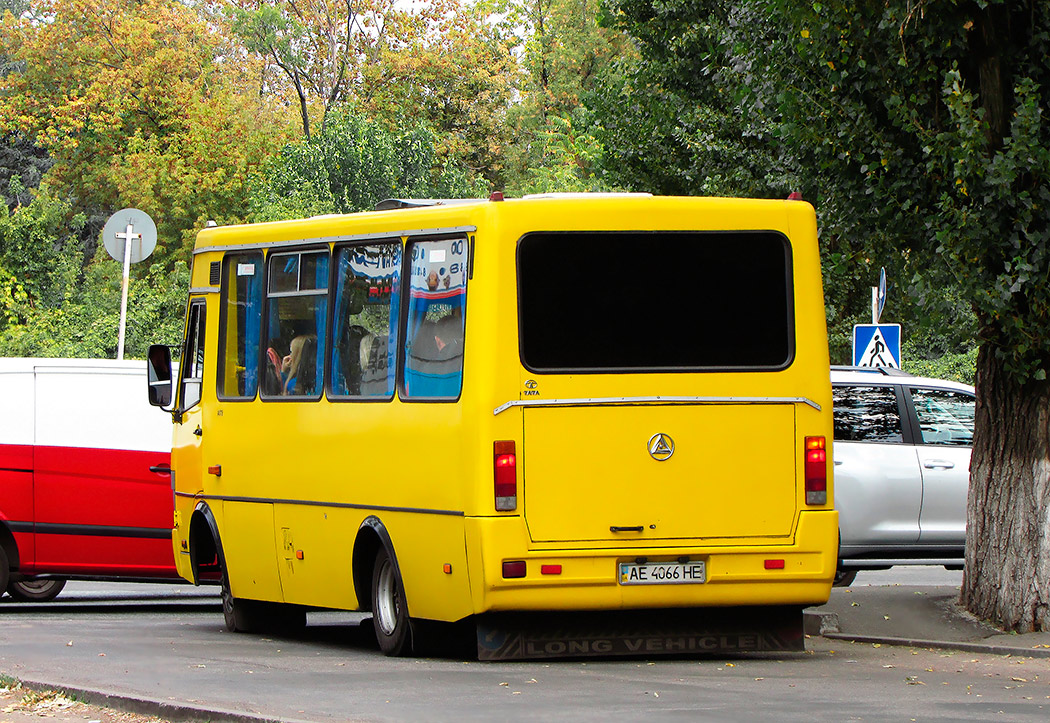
[
  {"xmin": 804, "ymin": 436, "xmax": 827, "ymax": 505},
  {"xmin": 494, "ymin": 440, "xmax": 517, "ymax": 511}
]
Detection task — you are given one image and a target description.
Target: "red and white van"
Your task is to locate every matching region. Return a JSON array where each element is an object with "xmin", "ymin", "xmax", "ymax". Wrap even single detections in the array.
[{"xmin": 0, "ymin": 359, "xmax": 177, "ymax": 601}]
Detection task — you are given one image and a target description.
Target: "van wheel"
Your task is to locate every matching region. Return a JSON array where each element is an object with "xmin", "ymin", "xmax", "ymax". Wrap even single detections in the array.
[
  {"xmin": 833, "ymin": 569, "xmax": 857, "ymax": 587},
  {"xmin": 0, "ymin": 546, "xmax": 9, "ymax": 595},
  {"xmin": 7, "ymin": 578, "xmax": 67, "ymax": 602},
  {"xmin": 372, "ymin": 547, "xmax": 411, "ymax": 656}
]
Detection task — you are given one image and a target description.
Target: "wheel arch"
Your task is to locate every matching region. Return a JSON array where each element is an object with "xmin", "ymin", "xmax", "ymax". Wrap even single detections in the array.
[
  {"xmin": 188, "ymin": 501, "xmax": 223, "ymax": 586},
  {"xmin": 352, "ymin": 515, "xmax": 407, "ymax": 614}
]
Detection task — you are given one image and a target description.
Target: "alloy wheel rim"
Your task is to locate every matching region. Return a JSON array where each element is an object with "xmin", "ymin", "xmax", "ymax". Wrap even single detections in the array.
[{"xmin": 376, "ymin": 560, "xmax": 399, "ymax": 636}]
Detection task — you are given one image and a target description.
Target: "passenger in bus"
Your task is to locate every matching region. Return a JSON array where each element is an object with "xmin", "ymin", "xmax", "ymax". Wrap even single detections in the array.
[
  {"xmin": 338, "ymin": 324, "xmax": 381, "ymax": 395},
  {"xmin": 282, "ymin": 334, "xmax": 317, "ymax": 394},
  {"xmin": 263, "ymin": 346, "xmax": 284, "ymax": 395}
]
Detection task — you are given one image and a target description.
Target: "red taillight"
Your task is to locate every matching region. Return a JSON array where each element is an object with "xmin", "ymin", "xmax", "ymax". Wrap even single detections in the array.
[
  {"xmin": 494, "ymin": 440, "xmax": 517, "ymax": 511},
  {"xmin": 502, "ymin": 560, "xmax": 526, "ymax": 578},
  {"xmin": 805, "ymin": 436, "xmax": 827, "ymax": 505}
]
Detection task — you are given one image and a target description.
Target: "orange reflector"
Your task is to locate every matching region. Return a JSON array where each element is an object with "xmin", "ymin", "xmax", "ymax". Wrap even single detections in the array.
[
  {"xmin": 208, "ymin": 465, "xmax": 221, "ymax": 476},
  {"xmin": 295, "ymin": 550, "xmax": 304, "ymax": 560},
  {"xmin": 443, "ymin": 563, "xmax": 452, "ymax": 574},
  {"xmin": 540, "ymin": 564, "xmax": 562, "ymax": 575},
  {"xmin": 764, "ymin": 559, "xmax": 785, "ymax": 570},
  {"xmin": 502, "ymin": 560, "xmax": 526, "ymax": 578}
]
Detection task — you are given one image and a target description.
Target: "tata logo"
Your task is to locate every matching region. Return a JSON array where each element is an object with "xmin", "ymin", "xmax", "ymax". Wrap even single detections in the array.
[
  {"xmin": 523, "ymin": 379, "xmax": 540, "ymax": 396},
  {"xmin": 647, "ymin": 433, "xmax": 675, "ymax": 461}
]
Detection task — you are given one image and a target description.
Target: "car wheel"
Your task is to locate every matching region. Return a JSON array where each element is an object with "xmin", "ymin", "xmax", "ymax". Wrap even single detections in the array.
[
  {"xmin": 7, "ymin": 578, "xmax": 67, "ymax": 602},
  {"xmin": 833, "ymin": 569, "xmax": 857, "ymax": 587},
  {"xmin": 371, "ymin": 547, "xmax": 411, "ymax": 656}
]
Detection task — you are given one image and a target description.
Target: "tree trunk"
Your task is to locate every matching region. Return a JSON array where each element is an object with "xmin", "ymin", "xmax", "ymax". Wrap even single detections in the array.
[{"xmin": 961, "ymin": 344, "xmax": 1050, "ymax": 631}]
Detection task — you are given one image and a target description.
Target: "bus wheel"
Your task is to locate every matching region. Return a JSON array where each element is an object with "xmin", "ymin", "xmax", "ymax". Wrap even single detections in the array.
[
  {"xmin": 219, "ymin": 559, "xmax": 262, "ymax": 632},
  {"xmin": 372, "ymin": 547, "xmax": 411, "ymax": 656},
  {"xmin": 833, "ymin": 569, "xmax": 857, "ymax": 587},
  {"xmin": 7, "ymin": 578, "xmax": 66, "ymax": 602}
]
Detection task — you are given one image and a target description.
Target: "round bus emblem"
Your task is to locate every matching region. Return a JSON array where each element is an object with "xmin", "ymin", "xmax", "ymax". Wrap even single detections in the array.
[{"xmin": 647, "ymin": 433, "xmax": 675, "ymax": 461}]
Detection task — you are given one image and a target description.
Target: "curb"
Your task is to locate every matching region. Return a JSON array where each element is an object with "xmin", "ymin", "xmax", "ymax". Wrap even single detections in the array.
[
  {"xmin": 15, "ymin": 678, "xmax": 315, "ymax": 723},
  {"xmin": 821, "ymin": 633, "xmax": 1050, "ymax": 658},
  {"xmin": 804, "ymin": 611, "xmax": 1050, "ymax": 659}
]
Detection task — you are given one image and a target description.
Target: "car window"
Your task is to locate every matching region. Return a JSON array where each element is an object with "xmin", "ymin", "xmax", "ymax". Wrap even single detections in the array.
[
  {"xmin": 910, "ymin": 387, "xmax": 974, "ymax": 446},
  {"xmin": 832, "ymin": 385, "xmax": 903, "ymax": 443}
]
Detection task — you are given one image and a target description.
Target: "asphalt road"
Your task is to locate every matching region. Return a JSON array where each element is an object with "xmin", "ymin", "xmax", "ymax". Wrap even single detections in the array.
[{"xmin": 0, "ymin": 570, "xmax": 1046, "ymax": 722}]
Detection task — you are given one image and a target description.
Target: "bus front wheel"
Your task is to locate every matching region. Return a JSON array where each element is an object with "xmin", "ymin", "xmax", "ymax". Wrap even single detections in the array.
[{"xmin": 371, "ymin": 547, "xmax": 411, "ymax": 656}]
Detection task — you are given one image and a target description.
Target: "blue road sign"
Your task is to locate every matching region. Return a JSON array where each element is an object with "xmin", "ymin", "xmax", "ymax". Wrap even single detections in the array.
[
  {"xmin": 853, "ymin": 324, "xmax": 901, "ymax": 368},
  {"xmin": 877, "ymin": 268, "xmax": 887, "ymax": 322}
]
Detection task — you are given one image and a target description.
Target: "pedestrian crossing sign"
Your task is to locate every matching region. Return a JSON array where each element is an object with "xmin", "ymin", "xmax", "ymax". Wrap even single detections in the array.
[{"xmin": 852, "ymin": 324, "xmax": 901, "ymax": 368}]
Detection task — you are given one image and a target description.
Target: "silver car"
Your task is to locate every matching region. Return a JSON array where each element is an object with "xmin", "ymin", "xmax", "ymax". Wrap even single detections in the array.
[{"xmin": 831, "ymin": 367, "xmax": 976, "ymax": 586}]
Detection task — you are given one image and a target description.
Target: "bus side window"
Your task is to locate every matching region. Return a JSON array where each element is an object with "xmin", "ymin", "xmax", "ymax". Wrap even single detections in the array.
[
  {"xmin": 402, "ymin": 238, "xmax": 467, "ymax": 400},
  {"xmin": 218, "ymin": 253, "xmax": 263, "ymax": 400},
  {"xmin": 181, "ymin": 301, "xmax": 206, "ymax": 410},
  {"xmin": 330, "ymin": 242, "xmax": 401, "ymax": 399},
  {"xmin": 262, "ymin": 250, "xmax": 329, "ymax": 398}
]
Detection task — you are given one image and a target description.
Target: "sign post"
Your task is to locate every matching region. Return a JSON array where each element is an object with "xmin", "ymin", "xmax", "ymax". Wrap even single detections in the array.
[{"xmin": 102, "ymin": 209, "xmax": 157, "ymax": 360}]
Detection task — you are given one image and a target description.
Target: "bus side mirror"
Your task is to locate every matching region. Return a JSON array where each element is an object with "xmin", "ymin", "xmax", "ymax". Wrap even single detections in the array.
[{"xmin": 147, "ymin": 344, "xmax": 173, "ymax": 408}]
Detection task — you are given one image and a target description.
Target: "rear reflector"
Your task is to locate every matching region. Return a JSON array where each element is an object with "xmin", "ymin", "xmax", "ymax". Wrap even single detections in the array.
[
  {"xmin": 494, "ymin": 440, "xmax": 517, "ymax": 511},
  {"xmin": 502, "ymin": 560, "xmax": 526, "ymax": 578},
  {"xmin": 804, "ymin": 436, "xmax": 827, "ymax": 505},
  {"xmin": 764, "ymin": 559, "xmax": 785, "ymax": 570},
  {"xmin": 540, "ymin": 564, "xmax": 562, "ymax": 575}
]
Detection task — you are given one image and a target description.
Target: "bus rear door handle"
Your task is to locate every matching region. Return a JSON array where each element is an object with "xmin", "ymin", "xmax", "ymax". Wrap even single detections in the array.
[{"xmin": 610, "ymin": 526, "xmax": 644, "ymax": 533}]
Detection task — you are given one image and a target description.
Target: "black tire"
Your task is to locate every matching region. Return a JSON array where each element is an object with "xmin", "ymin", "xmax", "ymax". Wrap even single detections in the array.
[
  {"xmin": 833, "ymin": 569, "xmax": 858, "ymax": 587},
  {"xmin": 7, "ymin": 578, "xmax": 67, "ymax": 602},
  {"xmin": 371, "ymin": 547, "xmax": 411, "ymax": 656},
  {"xmin": 0, "ymin": 545, "xmax": 9, "ymax": 596},
  {"xmin": 219, "ymin": 554, "xmax": 305, "ymax": 633},
  {"xmin": 219, "ymin": 554, "xmax": 263, "ymax": 633}
]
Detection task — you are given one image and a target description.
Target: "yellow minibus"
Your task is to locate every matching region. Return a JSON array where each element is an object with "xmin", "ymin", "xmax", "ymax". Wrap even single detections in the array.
[{"xmin": 148, "ymin": 193, "xmax": 836, "ymax": 659}]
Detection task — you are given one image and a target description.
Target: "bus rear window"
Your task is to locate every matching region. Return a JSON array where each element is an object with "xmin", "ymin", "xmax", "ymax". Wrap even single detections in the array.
[{"xmin": 518, "ymin": 231, "xmax": 793, "ymax": 372}]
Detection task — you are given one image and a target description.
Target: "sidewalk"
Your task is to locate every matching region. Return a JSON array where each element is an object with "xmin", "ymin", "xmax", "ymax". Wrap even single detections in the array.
[{"xmin": 805, "ymin": 583, "xmax": 1050, "ymax": 657}]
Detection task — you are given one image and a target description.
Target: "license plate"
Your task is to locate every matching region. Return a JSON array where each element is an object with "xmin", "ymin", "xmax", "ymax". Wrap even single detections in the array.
[{"xmin": 619, "ymin": 560, "xmax": 706, "ymax": 585}]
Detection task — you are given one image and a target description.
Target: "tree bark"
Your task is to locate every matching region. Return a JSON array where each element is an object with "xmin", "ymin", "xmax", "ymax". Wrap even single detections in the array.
[{"xmin": 961, "ymin": 344, "xmax": 1050, "ymax": 631}]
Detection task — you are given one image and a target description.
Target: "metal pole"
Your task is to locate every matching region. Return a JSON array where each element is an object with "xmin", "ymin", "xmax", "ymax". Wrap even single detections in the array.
[
  {"xmin": 871, "ymin": 287, "xmax": 878, "ymax": 324},
  {"xmin": 116, "ymin": 223, "xmax": 134, "ymax": 361}
]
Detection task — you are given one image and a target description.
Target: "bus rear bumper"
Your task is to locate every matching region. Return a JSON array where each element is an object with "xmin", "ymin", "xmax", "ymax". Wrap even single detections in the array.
[{"xmin": 465, "ymin": 510, "xmax": 837, "ymax": 614}]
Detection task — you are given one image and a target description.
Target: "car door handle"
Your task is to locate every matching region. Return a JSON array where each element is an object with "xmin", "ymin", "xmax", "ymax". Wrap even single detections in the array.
[
  {"xmin": 923, "ymin": 460, "xmax": 955, "ymax": 469},
  {"xmin": 833, "ymin": 459, "xmax": 843, "ymax": 466}
]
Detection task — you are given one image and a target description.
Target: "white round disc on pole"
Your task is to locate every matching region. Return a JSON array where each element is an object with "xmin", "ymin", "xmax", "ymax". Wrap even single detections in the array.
[{"xmin": 102, "ymin": 208, "xmax": 157, "ymax": 264}]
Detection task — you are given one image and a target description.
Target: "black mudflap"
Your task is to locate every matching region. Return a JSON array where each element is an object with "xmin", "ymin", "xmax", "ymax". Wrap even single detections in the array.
[{"xmin": 476, "ymin": 606, "xmax": 805, "ymax": 661}]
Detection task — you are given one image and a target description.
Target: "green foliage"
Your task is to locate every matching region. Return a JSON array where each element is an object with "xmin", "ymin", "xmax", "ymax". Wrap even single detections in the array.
[
  {"xmin": 0, "ymin": 185, "xmax": 82, "ymax": 312},
  {"xmin": 247, "ymin": 108, "xmax": 485, "ymax": 221},
  {"xmin": 902, "ymin": 342, "xmax": 977, "ymax": 386},
  {"xmin": 515, "ymin": 110, "xmax": 612, "ymax": 194},
  {"xmin": 0, "ymin": 254, "xmax": 189, "ymax": 358}
]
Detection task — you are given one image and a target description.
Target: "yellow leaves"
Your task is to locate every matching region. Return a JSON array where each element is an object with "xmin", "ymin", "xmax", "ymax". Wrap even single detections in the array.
[
  {"xmin": 801, "ymin": 29, "xmax": 810, "ymax": 39},
  {"xmin": 827, "ymin": 61, "xmax": 835, "ymax": 70}
]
